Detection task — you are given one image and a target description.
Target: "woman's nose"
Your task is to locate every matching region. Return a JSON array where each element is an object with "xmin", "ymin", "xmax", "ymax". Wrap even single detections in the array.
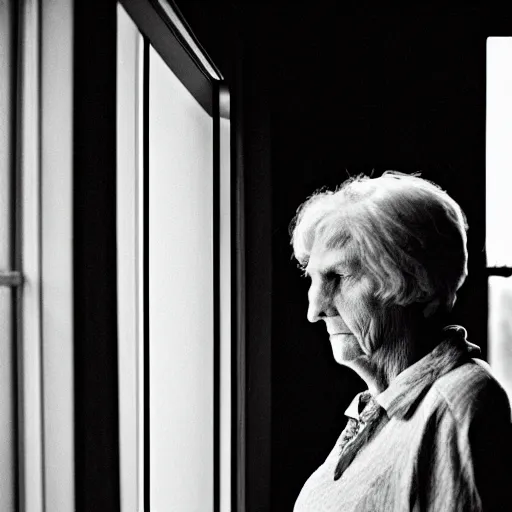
[{"xmin": 307, "ymin": 283, "xmax": 334, "ymax": 323}]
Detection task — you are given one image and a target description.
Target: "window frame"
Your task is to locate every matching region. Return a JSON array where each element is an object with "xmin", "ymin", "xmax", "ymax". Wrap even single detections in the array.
[
  {"xmin": 117, "ymin": 1, "xmax": 232, "ymax": 510},
  {"xmin": 11, "ymin": 1, "xmax": 233, "ymax": 510},
  {"xmin": 16, "ymin": 0, "xmax": 75, "ymax": 511}
]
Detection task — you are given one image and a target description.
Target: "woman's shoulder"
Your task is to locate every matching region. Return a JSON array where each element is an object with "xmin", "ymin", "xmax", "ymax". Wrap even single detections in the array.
[{"xmin": 429, "ymin": 359, "xmax": 512, "ymax": 425}]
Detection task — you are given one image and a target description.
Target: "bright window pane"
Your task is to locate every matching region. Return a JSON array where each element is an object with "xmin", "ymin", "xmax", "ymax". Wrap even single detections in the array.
[
  {"xmin": 487, "ymin": 37, "xmax": 512, "ymax": 399},
  {"xmin": 486, "ymin": 37, "xmax": 512, "ymax": 267},
  {"xmin": 489, "ymin": 277, "xmax": 512, "ymax": 400},
  {"xmin": 149, "ymin": 45, "xmax": 214, "ymax": 511}
]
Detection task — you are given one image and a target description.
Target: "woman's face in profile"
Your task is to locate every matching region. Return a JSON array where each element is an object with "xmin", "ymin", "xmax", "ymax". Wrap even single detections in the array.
[{"xmin": 305, "ymin": 240, "xmax": 377, "ymax": 365}]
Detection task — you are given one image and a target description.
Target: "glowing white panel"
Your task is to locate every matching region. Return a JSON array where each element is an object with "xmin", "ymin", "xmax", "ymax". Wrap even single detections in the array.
[
  {"xmin": 486, "ymin": 37, "xmax": 512, "ymax": 267},
  {"xmin": 489, "ymin": 277, "xmax": 512, "ymax": 400},
  {"xmin": 149, "ymin": 45, "xmax": 214, "ymax": 512},
  {"xmin": 487, "ymin": 37, "xmax": 512, "ymax": 399}
]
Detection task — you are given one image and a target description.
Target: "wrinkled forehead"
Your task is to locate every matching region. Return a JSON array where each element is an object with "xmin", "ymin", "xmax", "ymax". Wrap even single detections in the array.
[{"xmin": 306, "ymin": 236, "xmax": 360, "ymax": 275}]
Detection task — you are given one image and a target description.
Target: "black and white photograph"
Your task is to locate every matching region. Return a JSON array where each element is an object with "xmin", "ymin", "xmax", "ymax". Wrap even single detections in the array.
[{"xmin": 2, "ymin": 1, "xmax": 512, "ymax": 511}]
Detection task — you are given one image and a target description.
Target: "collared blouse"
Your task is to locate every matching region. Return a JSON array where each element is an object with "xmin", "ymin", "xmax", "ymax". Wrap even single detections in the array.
[{"xmin": 294, "ymin": 326, "xmax": 512, "ymax": 511}]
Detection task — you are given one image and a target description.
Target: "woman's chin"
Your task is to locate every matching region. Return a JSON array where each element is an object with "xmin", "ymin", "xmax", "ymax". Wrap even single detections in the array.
[{"xmin": 329, "ymin": 333, "xmax": 364, "ymax": 365}]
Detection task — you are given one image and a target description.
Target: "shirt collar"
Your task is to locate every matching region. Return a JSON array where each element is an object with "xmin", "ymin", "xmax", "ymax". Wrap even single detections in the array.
[
  {"xmin": 344, "ymin": 392, "xmax": 367, "ymax": 420},
  {"xmin": 344, "ymin": 325, "xmax": 481, "ymax": 421},
  {"xmin": 344, "ymin": 390, "xmax": 376, "ymax": 420}
]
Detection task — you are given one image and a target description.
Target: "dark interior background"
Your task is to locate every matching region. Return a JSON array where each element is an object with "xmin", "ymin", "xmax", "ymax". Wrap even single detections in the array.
[{"xmin": 176, "ymin": 4, "xmax": 512, "ymax": 511}]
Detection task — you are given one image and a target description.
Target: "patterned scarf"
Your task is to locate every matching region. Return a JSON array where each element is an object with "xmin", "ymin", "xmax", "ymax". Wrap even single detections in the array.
[{"xmin": 333, "ymin": 391, "xmax": 387, "ymax": 481}]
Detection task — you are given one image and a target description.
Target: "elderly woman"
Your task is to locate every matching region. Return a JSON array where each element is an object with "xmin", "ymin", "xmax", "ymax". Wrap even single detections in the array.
[{"xmin": 291, "ymin": 172, "xmax": 512, "ymax": 511}]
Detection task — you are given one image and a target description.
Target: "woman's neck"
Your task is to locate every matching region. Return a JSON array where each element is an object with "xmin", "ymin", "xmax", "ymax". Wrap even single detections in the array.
[{"xmin": 356, "ymin": 306, "xmax": 449, "ymax": 394}]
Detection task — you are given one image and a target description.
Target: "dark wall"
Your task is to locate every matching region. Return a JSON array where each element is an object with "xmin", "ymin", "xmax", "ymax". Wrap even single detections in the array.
[{"xmin": 178, "ymin": 3, "xmax": 512, "ymax": 511}]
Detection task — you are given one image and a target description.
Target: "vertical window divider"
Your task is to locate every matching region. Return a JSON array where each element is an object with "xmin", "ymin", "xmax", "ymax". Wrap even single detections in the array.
[
  {"xmin": 16, "ymin": 1, "xmax": 44, "ymax": 511},
  {"xmin": 116, "ymin": 6, "xmax": 147, "ymax": 511},
  {"xmin": 142, "ymin": 35, "xmax": 150, "ymax": 512},
  {"xmin": 213, "ymin": 80, "xmax": 221, "ymax": 512}
]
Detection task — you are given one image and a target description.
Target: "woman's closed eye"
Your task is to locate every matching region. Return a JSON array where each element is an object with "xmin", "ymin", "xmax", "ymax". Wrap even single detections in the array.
[{"xmin": 326, "ymin": 271, "xmax": 349, "ymax": 285}]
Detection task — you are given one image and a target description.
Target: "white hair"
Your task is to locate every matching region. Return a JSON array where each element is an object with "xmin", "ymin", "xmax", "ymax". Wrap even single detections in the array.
[{"xmin": 290, "ymin": 171, "xmax": 468, "ymax": 315}]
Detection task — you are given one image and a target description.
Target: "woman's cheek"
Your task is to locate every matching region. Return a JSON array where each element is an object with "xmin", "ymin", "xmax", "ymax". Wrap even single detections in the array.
[{"xmin": 353, "ymin": 280, "xmax": 381, "ymax": 352}]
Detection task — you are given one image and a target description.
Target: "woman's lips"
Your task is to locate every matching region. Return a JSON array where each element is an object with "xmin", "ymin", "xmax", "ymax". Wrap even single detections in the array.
[{"xmin": 324, "ymin": 318, "xmax": 352, "ymax": 335}]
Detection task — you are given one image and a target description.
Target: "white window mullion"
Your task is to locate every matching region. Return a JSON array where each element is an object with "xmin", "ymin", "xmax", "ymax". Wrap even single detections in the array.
[
  {"xmin": 117, "ymin": 6, "xmax": 145, "ymax": 512},
  {"xmin": 40, "ymin": 0, "xmax": 75, "ymax": 510},
  {"xmin": 18, "ymin": 0, "xmax": 44, "ymax": 511}
]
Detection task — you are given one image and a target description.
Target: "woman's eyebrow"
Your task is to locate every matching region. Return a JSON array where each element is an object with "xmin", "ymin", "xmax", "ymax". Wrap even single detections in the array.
[
  {"xmin": 305, "ymin": 249, "xmax": 356, "ymax": 275},
  {"xmin": 327, "ymin": 263, "xmax": 352, "ymax": 274},
  {"xmin": 324, "ymin": 254, "xmax": 354, "ymax": 271},
  {"xmin": 310, "ymin": 262, "xmax": 352, "ymax": 276}
]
